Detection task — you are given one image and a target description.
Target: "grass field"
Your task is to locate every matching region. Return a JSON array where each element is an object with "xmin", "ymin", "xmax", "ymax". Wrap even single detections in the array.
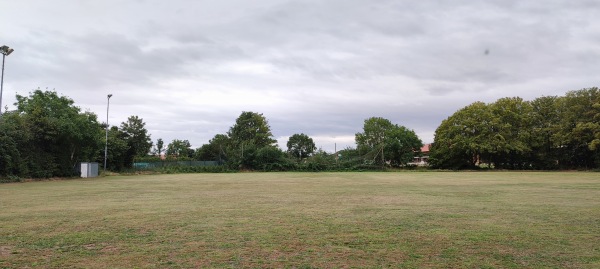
[{"xmin": 1, "ymin": 172, "xmax": 599, "ymax": 268}]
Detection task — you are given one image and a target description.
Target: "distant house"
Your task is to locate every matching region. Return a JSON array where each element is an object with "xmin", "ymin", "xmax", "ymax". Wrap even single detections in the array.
[{"xmin": 410, "ymin": 143, "xmax": 431, "ymax": 166}]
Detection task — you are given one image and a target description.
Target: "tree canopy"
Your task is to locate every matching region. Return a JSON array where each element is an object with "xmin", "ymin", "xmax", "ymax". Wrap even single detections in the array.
[
  {"xmin": 287, "ymin": 133, "xmax": 316, "ymax": 160},
  {"xmin": 1, "ymin": 90, "xmax": 103, "ymax": 177},
  {"xmin": 429, "ymin": 87, "xmax": 600, "ymax": 169},
  {"xmin": 355, "ymin": 117, "xmax": 423, "ymax": 166}
]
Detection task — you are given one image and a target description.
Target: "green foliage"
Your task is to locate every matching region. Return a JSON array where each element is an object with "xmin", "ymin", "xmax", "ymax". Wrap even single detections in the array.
[
  {"xmin": 166, "ymin": 139, "xmax": 194, "ymax": 158},
  {"xmin": 0, "ymin": 90, "xmax": 104, "ymax": 178},
  {"xmin": 225, "ymin": 112, "xmax": 278, "ymax": 170},
  {"xmin": 355, "ymin": 117, "xmax": 423, "ymax": 166},
  {"xmin": 528, "ymin": 96, "xmax": 562, "ymax": 169},
  {"xmin": 120, "ymin": 115, "xmax": 153, "ymax": 157},
  {"xmin": 287, "ymin": 133, "xmax": 317, "ymax": 160},
  {"xmin": 152, "ymin": 138, "xmax": 165, "ymax": 156},
  {"xmin": 227, "ymin": 111, "xmax": 276, "ymax": 148},
  {"xmin": 430, "ymin": 87, "xmax": 600, "ymax": 170},
  {"xmin": 195, "ymin": 134, "xmax": 228, "ymax": 162},
  {"xmin": 103, "ymin": 126, "xmax": 130, "ymax": 171},
  {"xmin": 99, "ymin": 115, "xmax": 154, "ymax": 171}
]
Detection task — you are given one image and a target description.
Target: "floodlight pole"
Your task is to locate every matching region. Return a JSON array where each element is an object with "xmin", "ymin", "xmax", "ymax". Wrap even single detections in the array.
[
  {"xmin": 104, "ymin": 94, "xmax": 113, "ymax": 172},
  {"xmin": 0, "ymin": 45, "xmax": 15, "ymax": 116}
]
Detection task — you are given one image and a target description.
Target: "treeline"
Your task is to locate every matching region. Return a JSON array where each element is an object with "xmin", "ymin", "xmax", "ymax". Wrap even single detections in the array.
[
  {"xmin": 429, "ymin": 87, "xmax": 600, "ymax": 170},
  {"xmin": 141, "ymin": 113, "xmax": 423, "ymax": 172},
  {"xmin": 0, "ymin": 90, "xmax": 153, "ymax": 180},
  {"xmin": 3, "ymin": 86, "xmax": 597, "ymax": 180},
  {"xmin": 0, "ymin": 90, "xmax": 424, "ymax": 180}
]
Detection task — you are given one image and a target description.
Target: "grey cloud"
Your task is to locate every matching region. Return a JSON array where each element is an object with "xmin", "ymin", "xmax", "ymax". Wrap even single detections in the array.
[{"xmin": 2, "ymin": 0, "xmax": 599, "ymax": 152}]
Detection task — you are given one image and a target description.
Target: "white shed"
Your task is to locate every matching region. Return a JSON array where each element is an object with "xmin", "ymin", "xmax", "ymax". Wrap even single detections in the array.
[{"xmin": 80, "ymin": 162, "xmax": 99, "ymax": 178}]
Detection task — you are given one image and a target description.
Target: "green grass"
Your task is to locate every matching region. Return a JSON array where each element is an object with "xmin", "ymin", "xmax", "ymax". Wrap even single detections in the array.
[{"xmin": 1, "ymin": 172, "xmax": 599, "ymax": 268}]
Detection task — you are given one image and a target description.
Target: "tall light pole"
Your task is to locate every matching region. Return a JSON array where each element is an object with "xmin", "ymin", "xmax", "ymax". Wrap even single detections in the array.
[
  {"xmin": 104, "ymin": 94, "xmax": 113, "ymax": 172},
  {"xmin": 0, "ymin": 45, "xmax": 15, "ymax": 116}
]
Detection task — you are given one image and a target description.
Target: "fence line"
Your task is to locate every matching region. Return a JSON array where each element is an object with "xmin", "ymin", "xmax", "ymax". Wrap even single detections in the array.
[{"xmin": 133, "ymin": 161, "xmax": 221, "ymax": 170}]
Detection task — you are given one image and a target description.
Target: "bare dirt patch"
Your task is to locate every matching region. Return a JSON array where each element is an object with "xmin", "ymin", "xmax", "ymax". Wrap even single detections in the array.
[{"xmin": 0, "ymin": 246, "xmax": 13, "ymax": 256}]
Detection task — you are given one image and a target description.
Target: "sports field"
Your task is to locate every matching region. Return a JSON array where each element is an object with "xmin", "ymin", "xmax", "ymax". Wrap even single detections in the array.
[{"xmin": 1, "ymin": 172, "xmax": 599, "ymax": 268}]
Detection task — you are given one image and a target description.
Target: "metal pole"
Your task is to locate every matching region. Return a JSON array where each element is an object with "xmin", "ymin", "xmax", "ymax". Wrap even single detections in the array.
[
  {"xmin": 104, "ymin": 94, "xmax": 112, "ymax": 172},
  {"xmin": 0, "ymin": 54, "xmax": 5, "ymax": 115},
  {"xmin": 0, "ymin": 46, "xmax": 14, "ymax": 115}
]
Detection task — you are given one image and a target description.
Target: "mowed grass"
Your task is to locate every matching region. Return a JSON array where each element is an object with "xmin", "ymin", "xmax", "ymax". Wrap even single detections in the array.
[{"xmin": 1, "ymin": 172, "xmax": 599, "ymax": 268}]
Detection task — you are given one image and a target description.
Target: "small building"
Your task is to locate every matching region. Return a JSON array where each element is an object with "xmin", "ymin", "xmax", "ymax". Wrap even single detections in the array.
[
  {"xmin": 410, "ymin": 144, "xmax": 431, "ymax": 166},
  {"xmin": 80, "ymin": 162, "xmax": 99, "ymax": 178}
]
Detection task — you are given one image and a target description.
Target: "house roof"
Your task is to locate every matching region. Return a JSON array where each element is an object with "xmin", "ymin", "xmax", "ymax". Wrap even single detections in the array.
[{"xmin": 421, "ymin": 143, "xmax": 431, "ymax": 153}]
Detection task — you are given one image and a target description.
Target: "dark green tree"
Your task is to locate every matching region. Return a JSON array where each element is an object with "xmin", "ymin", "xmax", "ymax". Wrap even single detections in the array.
[
  {"xmin": 121, "ymin": 116, "xmax": 153, "ymax": 157},
  {"xmin": 195, "ymin": 134, "xmax": 229, "ymax": 162},
  {"xmin": 104, "ymin": 126, "xmax": 130, "ymax": 171},
  {"xmin": 528, "ymin": 96, "xmax": 562, "ymax": 169},
  {"xmin": 286, "ymin": 133, "xmax": 317, "ymax": 160},
  {"xmin": 0, "ymin": 111, "xmax": 30, "ymax": 177},
  {"xmin": 555, "ymin": 87, "xmax": 600, "ymax": 168},
  {"xmin": 226, "ymin": 111, "xmax": 277, "ymax": 169},
  {"xmin": 429, "ymin": 102, "xmax": 492, "ymax": 169},
  {"xmin": 153, "ymin": 138, "xmax": 165, "ymax": 157},
  {"xmin": 385, "ymin": 125, "xmax": 423, "ymax": 166},
  {"xmin": 11, "ymin": 90, "xmax": 103, "ymax": 177},
  {"xmin": 227, "ymin": 111, "xmax": 276, "ymax": 148},
  {"xmin": 355, "ymin": 117, "xmax": 394, "ymax": 164},
  {"xmin": 487, "ymin": 97, "xmax": 532, "ymax": 169}
]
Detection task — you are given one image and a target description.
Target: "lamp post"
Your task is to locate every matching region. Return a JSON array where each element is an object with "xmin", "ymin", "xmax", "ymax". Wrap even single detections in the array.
[
  {"xmin": 0, "ymin": 45, "xmax": 15, "ymax": 115},
  {"xmin": 104, "ymin": 94, "xmax": 113, "ymax": 172}
]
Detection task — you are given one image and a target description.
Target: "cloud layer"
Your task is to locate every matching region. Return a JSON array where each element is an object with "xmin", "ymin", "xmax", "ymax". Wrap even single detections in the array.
[{"xmin": 2, "ymin": 0, "xmax": 599, "ymax": 151}]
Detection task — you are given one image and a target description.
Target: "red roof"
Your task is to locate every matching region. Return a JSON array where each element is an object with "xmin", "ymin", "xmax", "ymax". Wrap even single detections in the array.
[{"xmin": 421, "ymin": 144, "xmax": 431, "ymax": 153}]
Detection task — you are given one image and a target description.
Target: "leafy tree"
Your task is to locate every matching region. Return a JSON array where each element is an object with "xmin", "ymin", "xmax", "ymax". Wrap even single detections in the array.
[
  {"xmin": 0, "ymin": 111, "xmax": 30, "ymax": 177},
  {"xmin": 355, "ymin": 117, "xmax": 394, "ymax": 164},
  {"xmin": 103, "ymin": 126, "xmax": 130, "ymax": 171},
  {"xmin": 227, "ymin": 111, "xmax": 276, "ymax": 148},
  {"xmin": 166, "ymin": 139, "xmax": 194, "ymax": 158},
  {"xmin": 287, "ymin": 133, "xmax": 316, "ymax": 160},
  {"xmin": 121, "ymin": 116, "xmax": 153, "ymax": 157},
  {"xmin": 528, "ymin": 96, "xmax": 562, "ymax": 169},
  {"xmin": 253, "ymin": 146, "xmax": 291, "ymax": 171},
  {"xmin": 10, "ymin": 90, "xmax": 104, "ymax": 177},
  {"xmin": 355, "ymin": 117, "xmax": 422, "ymax": 166},
  {"xmin": 487, "ymin": 97, "xmax": 532, "ymax": 169},
  {"xmin": 384, "ymin": 124, "xmax": 423, "ymax": 166},
  {"xmin": 226, "ymin": 111, "xmax": 277, "ymax": 169},
  {"xmin": 555, "ymin": 87, "xmax": 600, "ymax": 168},
  {"xmin": 195, "ymin": 134, "xmax": 229, "ymax": 162},
  {"xmin": 429, "ymin": 102, "xmax": 492, "ymax": 169}
]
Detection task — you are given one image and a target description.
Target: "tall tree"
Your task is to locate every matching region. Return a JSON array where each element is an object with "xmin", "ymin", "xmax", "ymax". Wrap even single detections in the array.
[
  {"xmin": 555, "ymin": 87, "xmax": 600, "ymax": 168},
  {"xmin": 487, "ymin": 97, "xmax": 532, "ymax": 169},
  {"xmin": 355, "ymin": 117, "xmax": 394, "ymax": 164},
  {"xmin": 153, "ymin": 138, "xmax": 165, "ymax": 157},
  {"xmin": 121, "ymin": 115, "xmax": 152, "ymax": 157},
  {"xmin": 529, "ymin": 96, "xmax": 562, "ymax": 169},
  {"xmin": 226, "ymin": 111, "xmax": 277, "ymax": 169},
  {"xmin": 287, "ymin": 133, "xmax": 317, "ymax": 160},
  {"xmin": 227, "ymin": 111, "xmax": 276, "ymax": 148}
]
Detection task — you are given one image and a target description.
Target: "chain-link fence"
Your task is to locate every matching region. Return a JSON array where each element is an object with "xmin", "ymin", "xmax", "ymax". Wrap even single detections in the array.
[{"xmin": 133, "ymin": 161, "xmax": 221, "ymax": 170}]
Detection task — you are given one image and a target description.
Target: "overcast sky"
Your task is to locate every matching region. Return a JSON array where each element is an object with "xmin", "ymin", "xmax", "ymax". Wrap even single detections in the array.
[{"xmin": 2, "ymin": 0, "xmax": 599, "ymax": 152}]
